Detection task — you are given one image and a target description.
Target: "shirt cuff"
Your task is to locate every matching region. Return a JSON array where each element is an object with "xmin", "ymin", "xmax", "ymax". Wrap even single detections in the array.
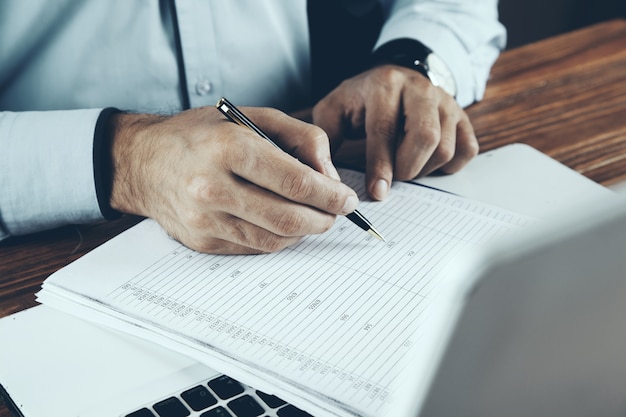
[
  {"xmin": 375, "ymin": 10, "xmax": 505, "ymax": 107},
  {"xmin": 93, "ymin": 107, "xmax": 123, "ymax": 220},
  {"xmin": 0, "ymin": 109, "xmax": 107, "ymax": 237}
]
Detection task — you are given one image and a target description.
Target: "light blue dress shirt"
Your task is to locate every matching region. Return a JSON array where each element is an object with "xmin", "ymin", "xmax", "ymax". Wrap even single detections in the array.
[{"xmin": 0, "ymin": 0, "xmax": 506, "ymax": 240}]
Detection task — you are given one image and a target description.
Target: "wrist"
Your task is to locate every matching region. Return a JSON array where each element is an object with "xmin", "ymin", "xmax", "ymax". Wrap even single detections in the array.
[
  {"xmin": 109, "ymin": 112, "xmax": 168, "ymax": 218},
  {"xmin": 371, "ymin": 38, "xmax": 457, "ymax": 98}
]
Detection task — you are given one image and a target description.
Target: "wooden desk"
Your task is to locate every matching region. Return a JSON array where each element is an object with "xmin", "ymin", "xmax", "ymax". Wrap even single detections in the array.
[
  {"xmin": 473, "ymin": 18, "xmax": 626, "ymax": 185},
  {"xmin": 1, "ymin": 18, "xmax": 625, "ymax": 417}
]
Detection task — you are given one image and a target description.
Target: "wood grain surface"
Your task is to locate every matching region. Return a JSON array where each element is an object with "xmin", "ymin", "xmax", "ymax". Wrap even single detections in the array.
[{"xmin": 471, "ymin": 19, "xmax": 626, "ymax": 186}]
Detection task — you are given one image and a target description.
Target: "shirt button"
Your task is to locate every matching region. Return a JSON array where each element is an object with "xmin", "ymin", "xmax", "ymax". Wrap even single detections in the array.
[{"xmin": 195, "ymin": 79, "xmax": 212, "ymax": 96}]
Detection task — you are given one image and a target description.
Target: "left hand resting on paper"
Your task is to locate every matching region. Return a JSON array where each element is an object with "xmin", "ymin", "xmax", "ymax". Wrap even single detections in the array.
[{"xmin": 312, "ymin": 65, "xmax": 478, "ymax": 201}]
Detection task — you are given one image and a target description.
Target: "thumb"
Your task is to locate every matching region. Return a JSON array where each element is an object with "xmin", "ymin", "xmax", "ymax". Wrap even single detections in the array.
[{"xmin": 312, "ymin": 99, "xmax": 346, "ymax": 158}]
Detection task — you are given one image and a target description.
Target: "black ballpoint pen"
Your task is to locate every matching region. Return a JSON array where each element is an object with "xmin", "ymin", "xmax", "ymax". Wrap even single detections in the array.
[{"xmin": 215, "ymin": 97, "xmax": 386, "ymax": 242}]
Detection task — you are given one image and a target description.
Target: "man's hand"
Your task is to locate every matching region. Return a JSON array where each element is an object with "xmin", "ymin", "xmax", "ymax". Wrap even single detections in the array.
[
  {"xmin": 312, "ymin": 65, "xmax": 478, "ymax": 201},
  {"xmin": 108, "ymin": 106, "xmax": 358, "ymax": 254}
]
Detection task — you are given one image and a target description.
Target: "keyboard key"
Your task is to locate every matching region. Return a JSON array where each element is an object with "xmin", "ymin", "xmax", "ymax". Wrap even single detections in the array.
[
  {"xmin": 276, "ymin": 404, "xmax": 314, "ymax": 417},
  {"xmin": 126, "ymin": 408, "xmax": 156, "ymax": 417},
  {"xmin": 181, "ymin": 385, "xmax": 218, "ymax": 411},
  {"xmin": 200, "ymin": 405, "xmax": 234, "ymax": 417},
  {"xmin": 153, "ymin": 396, "xmax": 190, "ymax": 417},
  {"xmin": 227, "ymin": 394, "xmax": 264, "ymax": 417},
  {"xmin": 256, "ymin": 391, "xmax": 286, "ymax": 409},
  {"xmin": 208, "ymin": 375, "xmax": 245, "ymax": 399}
]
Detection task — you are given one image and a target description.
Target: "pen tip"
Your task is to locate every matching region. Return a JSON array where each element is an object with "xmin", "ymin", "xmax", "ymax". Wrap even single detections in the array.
[{"xmin": 368, "ymin": 228, "xmax": 386, "ymax": 242}]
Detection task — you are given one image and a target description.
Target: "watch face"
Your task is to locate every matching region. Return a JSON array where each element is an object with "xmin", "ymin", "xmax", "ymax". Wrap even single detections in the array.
[{"xmin": 426, "ymin": 53, "xmax": 457, "ymax": 97}]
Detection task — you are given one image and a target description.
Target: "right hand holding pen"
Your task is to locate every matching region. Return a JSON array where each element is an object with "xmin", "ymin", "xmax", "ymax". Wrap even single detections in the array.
[{"xmin": 108, "ymin": 106, "xmax": 359, "ymax": 254}]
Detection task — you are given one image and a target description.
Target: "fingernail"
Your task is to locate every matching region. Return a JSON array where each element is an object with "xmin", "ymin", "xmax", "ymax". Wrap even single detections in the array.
[
  {"xmin": 373, "ymin": 179, "xmax": 389, "ymax": 200},
  {"xmin": 341, "ymin": 195, "xmax": 359, "ymax": 214}
]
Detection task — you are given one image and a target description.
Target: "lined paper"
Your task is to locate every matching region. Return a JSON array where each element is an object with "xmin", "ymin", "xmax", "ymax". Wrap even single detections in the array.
[{"xmin": 39, "ymin": 169, "xmax": 532, "ymax": 417}]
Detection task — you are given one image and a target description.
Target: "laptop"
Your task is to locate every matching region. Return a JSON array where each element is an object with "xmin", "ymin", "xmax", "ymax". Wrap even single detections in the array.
[
  {"xmin": 2, "ymin": 144, "xmax": 625, "ymax": 417},
  {"xmin": 0, "ymin": 304, "xmax": 307, "ymax": 417},
  {"xmin": 391, "ymin": 191, "xmax": 626, "ymax": 417}
]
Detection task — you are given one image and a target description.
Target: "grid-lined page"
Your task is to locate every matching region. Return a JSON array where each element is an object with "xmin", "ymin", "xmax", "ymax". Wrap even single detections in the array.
[{"xmin": 41, "ymin": 169, "xmax": 532, "ymax": 417}]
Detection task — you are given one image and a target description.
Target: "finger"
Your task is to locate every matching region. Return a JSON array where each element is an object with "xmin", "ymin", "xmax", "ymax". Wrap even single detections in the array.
[
  {"xmin": 311, "ymin": 93, "xmax": 348, "ymax": 155},
  {"xmin": 185, "ymin": 235, "xmax": 274, "ymax": 255},
  {"xmin": 228, "ymin": 107, "xmax": 339, "ymax": 180},
  {"xmin": 439, "ymin": 116, "xmax": 479, "ymax": 174},
  {"xmin": 185, "ymin": 170, "xmax": 339, "ymax": 237},
  {"xmin": 364, "ymin": 88, "xmax": 401, "ymax": 201},
  {"xmin": 168, "ymin": 197, "xmax": 309, "ymax": 254},
  {"xmin": 263, "ymin": 111, "xmax": 341, "ymax": 181},
  {"xmin": 210, "ymin": 214, "xmax": 305, "ymax": 253},
  {"xmin": 416, "ymin": 104, "xmax": 458, "ymax": 176},
  {"xmin": 154, "ymin": 211, "xmax": 269, "ymax": 255},
  {"xmin": 228, "ymin": 176, "xmax": 340, "ymax": 237},
  {"xmin": 394, "ymin": 88, "xmax": 441, "ymax": 180},
  {"xmin": 223, "ymin": 137, "xmax": 359, "ymax": 216},
  {"xmin": 179, "ymin": 225, "xmax": 303, "ymax": 255}
]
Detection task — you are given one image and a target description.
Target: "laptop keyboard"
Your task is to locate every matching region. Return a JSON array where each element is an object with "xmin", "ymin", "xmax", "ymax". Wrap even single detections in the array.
[{"xmin": 125, "ymin": 374, "xmax": 314, "ymax": 417}]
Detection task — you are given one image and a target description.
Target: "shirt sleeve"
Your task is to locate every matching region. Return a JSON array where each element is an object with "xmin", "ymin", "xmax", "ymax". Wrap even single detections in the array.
[
  {"xmin": 376, "ymin": 0, "xmax": 507, "ymax": 107},
  {"xmin": 0, "ymin": 109, "xmax": 106, "ymax": 241}
]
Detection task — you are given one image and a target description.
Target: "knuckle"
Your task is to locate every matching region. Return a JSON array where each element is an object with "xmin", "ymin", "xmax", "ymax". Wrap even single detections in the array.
[
  {"xmin": 435, "ymin": 140, "xmax": 455, "ymax": 163},
  {"xmin": 318, "ymin": 215, "xmax": 336, "ymax": 233},
  {"xmin": 441, "ymin": 139, "xmax": 479, "ymax": 175},
  {"xmin": 172, "ymin": 195, "xmax": 209, "ymax": 230},
  {"xmin": 229, "ymin": 219, "xmax": 251, "ymax": 246},
  {"xmin": 223, "ymin": 139, "xmax": 254, "ymax": 171},
  {"xmin": 308, "ymin": 125, "xmax": 330, "ymax": 148},
  {"xmin": 453, "ymin": 119, "xmax": 479, "ymax": 161},
  {"xmin": 465, "ymin": 138, "xmax": 480, "ymax": 158},
  {"xmin": 257, "ymin": 235, "xmax": 288, "ymax": 253},
  {"xmin": 187, "ymin": 176, "xmax": 235, "ymax": 208},
  {"xmin": 190, "ymin": 238, "xmax": 222, "ymax": 254},
  {"xmin": 418, "ymin": 124, "xmax": 440, "ymax": 149},
  {"xmin": 268, "ymin": 107, "xmax": 288, "ymax": 120},
  {"xmin": 178, "ymin": 205, "xmax": 205, "ymax": 230},
  {"xmin": 281, "ymin": 171, "xmax": 314, "ymax": 201},
  {"xmin": 298, "ymin": 123, "xmax": 331, "ymax": 154},
  {"xmin": 371, "ymin": 120, "xmax": 397, "ymax": 142},
  {"xmin": 223, "ymin": 218, "xmax": 277, "ymax": 253},
  {"xmin": 325, "ymin": 189, "xmax": 344, "ymax": 213},
  {"xmin": 167, "ymin": 217, "xmax": 220, "ymax": 254},
  {"xmin": 273, "ymin": 210, "xmax": 307, "ymax": 236},
  {"xmin": 186, "ymin": 176, "xmax": 212, "ymax": 202},
  {"xmin": 376, "ymin": 65, "xmax": 406, "ymax": 85}
]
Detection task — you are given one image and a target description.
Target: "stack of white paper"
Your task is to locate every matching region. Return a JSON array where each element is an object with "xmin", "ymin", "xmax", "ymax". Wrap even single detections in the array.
[{"xmin": 37, "ymin": 169, "xmax": 533, "ymax": 417}]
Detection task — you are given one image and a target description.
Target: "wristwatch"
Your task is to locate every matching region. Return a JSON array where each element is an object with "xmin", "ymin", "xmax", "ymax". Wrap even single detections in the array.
[{"xmin": 371, "ymin": 38, "xmax": 457, "ymax": 98}]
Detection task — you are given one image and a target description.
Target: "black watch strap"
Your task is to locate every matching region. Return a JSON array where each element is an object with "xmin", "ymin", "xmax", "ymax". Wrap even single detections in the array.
[
  {"xmin": 371, "ymin": 38, "xmax": 458, "ymax": 97},
  {"xmin": 371, "ymin": 38, "xmax": 434, "ymax": 78},
  {"xmin": 372, "ymin": 38, "xmax": 433, "ymax": 69}
]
